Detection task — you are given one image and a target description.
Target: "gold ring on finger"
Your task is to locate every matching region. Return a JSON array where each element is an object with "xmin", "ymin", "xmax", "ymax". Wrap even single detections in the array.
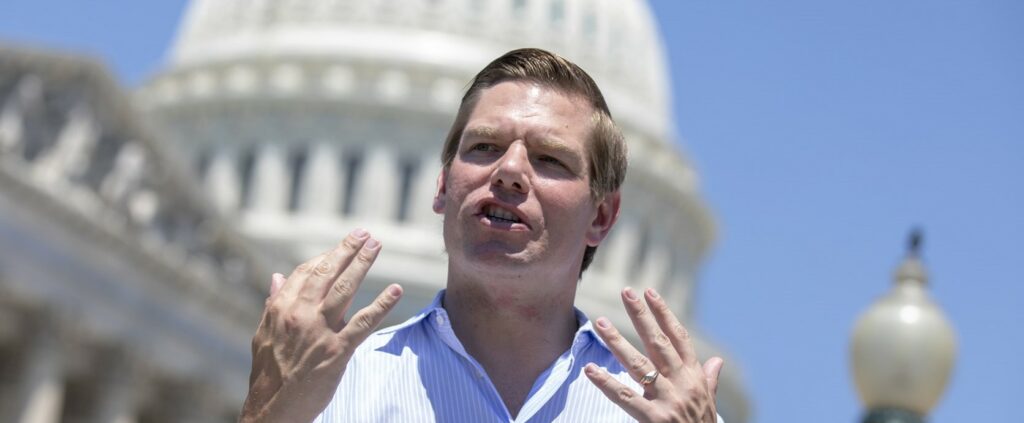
[{"xmin": 639, "ymin": 369, "xmax": 659, "ymax": 385}]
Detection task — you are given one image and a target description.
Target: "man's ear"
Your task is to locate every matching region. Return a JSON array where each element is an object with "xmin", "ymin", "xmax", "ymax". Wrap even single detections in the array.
[
  {"xmin": 432, "ymin": 168, "xmax": 447, "ymax": 214},
  {"xmin": 585, "ymin": 191, "xmax": 621, "ymax": 247}
]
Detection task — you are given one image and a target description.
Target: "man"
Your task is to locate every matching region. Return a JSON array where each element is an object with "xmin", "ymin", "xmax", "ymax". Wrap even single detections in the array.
[{"xmin": 240, "ymin": 49, "xmax": 724, "ymax": 423}]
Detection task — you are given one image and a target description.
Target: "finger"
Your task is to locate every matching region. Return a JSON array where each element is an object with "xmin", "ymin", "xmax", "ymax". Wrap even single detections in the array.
[
  {"xmin": 592, "ymin": 317, "xmax": 657, "ymax": 383},
  {"xmin": 269, "ymin": 273, "xmax": 286, "ymax": 297},
  {"xmin": 622, "ymin": 287, "xmax": 683, "ymax": 374},
  {"xmin": 290, "ymin": 229, "xmax": 370, "ymax": 300},
  {"xmin": 645, "ymin": 288, "xmax": 700, "ymax": 367},
  {"xmin": 280, "ymin": 252, "xmax": 327, "ymax": 298},
  {"xmin": 338, "ymin": 284, "xmax": 403, "ymax": 345},
  {"xmin": 321, "ymin": 238, "xmax": 381, "ymax": 326},
  {"xmin": 703, "ymin": 357, "xmax": 724, "ymax": 397},
  {"xmin": 583, "ymin": 363, "xmax": 651, "ymax": 421}
]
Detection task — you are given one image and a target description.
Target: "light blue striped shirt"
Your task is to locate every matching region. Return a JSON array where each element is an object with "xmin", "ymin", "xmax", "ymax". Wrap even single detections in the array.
[{"xmin": 316, "ymin": 291, "xmax": 724, "ymax": 423}]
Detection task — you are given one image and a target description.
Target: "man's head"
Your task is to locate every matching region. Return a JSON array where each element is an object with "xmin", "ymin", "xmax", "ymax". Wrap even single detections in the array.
[{"xmin": 436, "ymin": 48, "xmax": 627, "ymax": 277}]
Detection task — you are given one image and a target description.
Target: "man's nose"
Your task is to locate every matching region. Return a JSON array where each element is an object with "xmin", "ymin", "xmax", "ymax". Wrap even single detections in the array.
[{"xmin": 490, "ymin": 143, "xmax": 530, "ymax": 194}]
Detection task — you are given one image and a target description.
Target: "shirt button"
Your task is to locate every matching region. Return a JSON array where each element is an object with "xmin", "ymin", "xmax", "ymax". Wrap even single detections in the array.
[{"xmin": 435, "ymin": 315, "xmax": 445, "ymax": 326}]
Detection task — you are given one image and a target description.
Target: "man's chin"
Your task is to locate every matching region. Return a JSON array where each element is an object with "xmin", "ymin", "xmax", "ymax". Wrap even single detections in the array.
[
  {"xmin": 471, "ymin": 250, "xmax": 532, "ymax": 266},
  {"xmin": 463, "ymin": 244, "xmax": 538, "ymax": 268}
]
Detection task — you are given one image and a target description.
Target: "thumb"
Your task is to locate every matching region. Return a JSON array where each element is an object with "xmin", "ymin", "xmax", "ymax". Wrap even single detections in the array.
[
  {"xmin": 702, "ymin": 357, "xmax": 724, "ymax": 397},
  {"xmin": 270, "ymin": 273, "xmax": 286, "ymax": 297}
]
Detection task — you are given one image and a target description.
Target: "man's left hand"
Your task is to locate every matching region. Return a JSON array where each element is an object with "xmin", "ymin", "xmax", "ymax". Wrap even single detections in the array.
[{"xmin": 584, "ymin": 287, "xmax": 723, "ymax": 423}]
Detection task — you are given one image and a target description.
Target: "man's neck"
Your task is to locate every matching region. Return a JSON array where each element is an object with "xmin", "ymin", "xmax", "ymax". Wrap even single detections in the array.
[{"xmin": 443, "ymin": 270, "xmax": 579, "ymax": 418}]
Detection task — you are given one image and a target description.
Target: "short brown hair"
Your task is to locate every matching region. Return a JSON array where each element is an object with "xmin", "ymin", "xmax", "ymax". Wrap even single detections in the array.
[{"xmin": 440, "ymin": 48, "xmax": 628, "ymax": 275}]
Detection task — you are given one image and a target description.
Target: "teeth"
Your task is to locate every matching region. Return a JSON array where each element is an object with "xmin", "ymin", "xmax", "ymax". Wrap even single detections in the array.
[{"xmin": 484, "ymin": 205, "xmax": 521, "ymax": 223}]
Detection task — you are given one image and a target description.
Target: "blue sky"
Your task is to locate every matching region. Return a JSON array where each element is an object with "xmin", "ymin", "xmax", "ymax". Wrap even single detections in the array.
[{"xmin": 3, "ymin": 1, "xmax": 1022, "ymax": 422}]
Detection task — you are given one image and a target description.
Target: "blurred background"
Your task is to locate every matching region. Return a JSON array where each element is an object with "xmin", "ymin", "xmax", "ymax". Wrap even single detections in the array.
[{"xmin": 0, "ymin": 1, "xmax": 1021, "ymax": 422}]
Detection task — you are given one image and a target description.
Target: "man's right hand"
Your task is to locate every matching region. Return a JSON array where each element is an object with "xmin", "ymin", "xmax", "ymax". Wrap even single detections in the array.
[{"xmin": 239, "ymin": 229, "xmax": 403, "ymax": 423}]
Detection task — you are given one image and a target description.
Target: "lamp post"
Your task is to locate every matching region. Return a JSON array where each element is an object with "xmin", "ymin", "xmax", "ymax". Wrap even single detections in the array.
[{"xmin": 850, "ymin": 230, "xmax": 956, "ymax": 423}]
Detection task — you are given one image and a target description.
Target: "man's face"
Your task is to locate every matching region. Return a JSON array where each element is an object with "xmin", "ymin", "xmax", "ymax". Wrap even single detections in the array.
[{"xmin": 433, "ymin": 81, "xmax": 618, "ymax": 281}]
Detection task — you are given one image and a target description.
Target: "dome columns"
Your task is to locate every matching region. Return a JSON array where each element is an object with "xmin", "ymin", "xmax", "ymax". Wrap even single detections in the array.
[
  {"xmin": 588, "ymin": 208, "xmax": 697, "ymax": 314},
  {"xmin": 249, "ymin": 143, "xmax": 290, "ymax": 214},
  {"xmin": 638, "ymin": 233, "xmax": 673, "ymax": 296},
  {"xmin": 352, "ymin": 145, "xmax": 401, "ymax": 221},
  {"xmin": 298, "ymin": 142, "xmax": 343, "ymax": 216},
  {"xmin": 599, "ymin": 217, "xmax": 641, "ymax": 289},
  {"xmin": 203, "ymin": 148, "xmax": 242, "ymax": 214},
  {"xmin": 200, "ymin": 141, "xmax": 429, "ymax": 222},
  {"xmin": 410, "ymin": 153, "xmax": 442, "ymax": 225}
]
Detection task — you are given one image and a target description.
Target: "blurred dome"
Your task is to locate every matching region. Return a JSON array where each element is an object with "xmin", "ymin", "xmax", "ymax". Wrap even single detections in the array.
[{"xmin": 168, "ymin": 0, "xmax": 673, "ymax": 141}]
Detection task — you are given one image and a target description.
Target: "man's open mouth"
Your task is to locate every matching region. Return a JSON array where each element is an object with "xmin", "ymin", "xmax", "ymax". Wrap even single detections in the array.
[{"xmin": 483, "ymin": 204, "xmax": 522, "ymax": 224}]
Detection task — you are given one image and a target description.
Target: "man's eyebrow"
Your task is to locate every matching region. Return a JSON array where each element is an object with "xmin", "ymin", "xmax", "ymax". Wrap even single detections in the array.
[
  {"xmin": 534, "ymin": 137, "xmax": 585, "ymax": 171},
  {"xmin": 463, "ymin": 126, "xmax": 500, "ymax": 139},
  {"xmin": 533, "ymin": 137, "xmax": 580, "ymax": 157}
]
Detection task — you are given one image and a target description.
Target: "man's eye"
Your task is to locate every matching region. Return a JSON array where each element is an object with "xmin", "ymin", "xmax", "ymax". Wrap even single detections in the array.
[
  {"xmin": 472, "ymin": 144, "xmax": 497, "ymax": 152},
  {"xmin": 538, "ymin": 155, "xmax": 563, "ymax": 166}
]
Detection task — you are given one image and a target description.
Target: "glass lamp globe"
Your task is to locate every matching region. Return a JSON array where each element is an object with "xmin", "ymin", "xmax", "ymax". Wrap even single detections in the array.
[{"xmin": 850, "ymin": 238, "xmax": 956, "ymax": 417}]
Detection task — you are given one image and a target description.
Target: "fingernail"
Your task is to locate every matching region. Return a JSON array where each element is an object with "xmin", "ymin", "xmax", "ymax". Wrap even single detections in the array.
[
  {"xmin": 623, "ymin": 287, "xmax": 638, "ymax": 301},
  {"xmin": 352, "ymin": 228, "xmax": 369, "ymax": 238},
  {"xmin": 269, "ymin": 273, "xmax": 285, "ymax": 294},
  {"xmin": 365, "ymin": 238, "xmax": 380, "ymax": 249},
  {"xmin": 595, "ymin": 317, "xmax": 610, "ymax": 329},
  {"xmin": 584, "ymin": 363, "xmax": 597, "ymax": 375},
  {"xmin": 647, "ymin": 288, "xmax": 660, "ymax": 299},
  {"xmin": 388, "ymin": 284, "xmax": 402, "ymax": 297}
]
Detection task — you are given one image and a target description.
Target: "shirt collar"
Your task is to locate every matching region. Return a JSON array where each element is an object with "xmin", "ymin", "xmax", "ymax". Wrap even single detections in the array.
[
  {"xmin": 379, "ymin": 290, "xmax": 605, "ymax": 351},
  {"xmin": 371, "ymin": 290, "xmax": 447, "ymax": 335}
]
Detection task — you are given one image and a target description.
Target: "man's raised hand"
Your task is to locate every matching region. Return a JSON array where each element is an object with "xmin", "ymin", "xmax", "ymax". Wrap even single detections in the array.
[
  {"xmin": 239, "ymin": 229, "xmax": 402, "ymax": 423},
  {"xmin": 584, "ymin": 287, "xmax": 723, "ymax": 423}
]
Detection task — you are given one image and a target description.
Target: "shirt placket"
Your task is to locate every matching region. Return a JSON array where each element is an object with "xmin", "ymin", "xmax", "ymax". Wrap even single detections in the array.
[
  {"xmin": 430, "ymin": 309, "xmax": 510, "ymax": 422},
  {"xmin": 514, "ymin": 334, "xmax": 592, "ymax": 422}
]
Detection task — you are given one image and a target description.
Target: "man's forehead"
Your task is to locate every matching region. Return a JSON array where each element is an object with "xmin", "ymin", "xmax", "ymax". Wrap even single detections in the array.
[
  {"xmin": 475, "ymin": 80, "xmax": 593, "ymax": 113},
  {"xmin": 466, "ymin": 83, "xmax": 594, "ymax": 131}
]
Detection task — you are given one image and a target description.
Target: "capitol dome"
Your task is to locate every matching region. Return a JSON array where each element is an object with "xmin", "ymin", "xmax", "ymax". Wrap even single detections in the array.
[
  {"xmin": 137, "ymin": 0, "xmax": 746, "ymax": 421},
  {"xmin": 167, "ymin": 0, "xmax": 674, "ymax": 142}
]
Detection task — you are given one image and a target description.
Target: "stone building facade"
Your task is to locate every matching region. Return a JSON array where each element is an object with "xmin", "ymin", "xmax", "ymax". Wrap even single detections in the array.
[{"xmin": 0, "ymin": 47, "xmax": 272, "ymax": 422}]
